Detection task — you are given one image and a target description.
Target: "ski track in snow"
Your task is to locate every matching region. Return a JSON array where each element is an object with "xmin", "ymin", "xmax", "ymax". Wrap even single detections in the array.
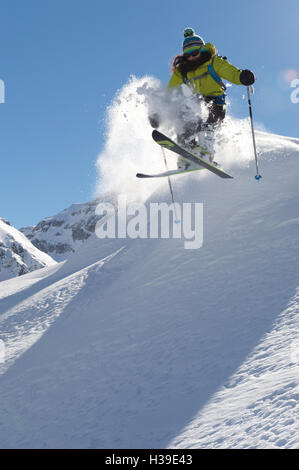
[
  {"xmin": 0, "ymin": 270, "xmax": 87, "ymax": 375},
  {"xmin": 0, "ymin": 249, "xmax": 123, "ymax": 376},
  {"xmin": 169, "ymin": 290, "xmax": 299, "ymax": 449}
]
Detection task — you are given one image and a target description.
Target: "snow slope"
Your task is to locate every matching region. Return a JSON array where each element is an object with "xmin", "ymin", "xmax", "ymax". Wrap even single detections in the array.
[
  {"xmin": 0, "ymin": 126, "xmax": 298, "ymax": 448},
  {"xmin": 0, "ymin": 218, "xmax": 56, "ymax": 282}
]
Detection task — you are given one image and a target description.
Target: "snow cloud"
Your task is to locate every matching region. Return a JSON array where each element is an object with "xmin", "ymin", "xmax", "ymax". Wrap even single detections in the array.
[
  {"xmin": 95, "ymin": 76, "xmax": 257, "ymax": 205},
  {"xmin": 95, "ymin": 76, "xmax": 168, "ymax": 204}
]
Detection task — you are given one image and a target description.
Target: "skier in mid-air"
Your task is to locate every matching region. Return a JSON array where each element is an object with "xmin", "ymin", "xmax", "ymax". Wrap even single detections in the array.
[{"xmin": 150, "ymin": 27, "xmax": 255, "ymax": 168}]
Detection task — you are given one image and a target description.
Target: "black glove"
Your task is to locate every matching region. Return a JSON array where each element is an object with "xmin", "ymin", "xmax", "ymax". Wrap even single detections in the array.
[
  {"xmin": 149, "ymin": 113, "xmax": 160, "ymax": 129},
  {"xmin": 240, "ymin": 69, "xmax": 255, "ymax": 86}
]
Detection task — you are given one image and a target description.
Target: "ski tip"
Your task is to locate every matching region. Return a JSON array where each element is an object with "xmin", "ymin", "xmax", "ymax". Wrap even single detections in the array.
[{"xmin": 152, "ymin": 129, "xmax": 162, "ymax": 141}]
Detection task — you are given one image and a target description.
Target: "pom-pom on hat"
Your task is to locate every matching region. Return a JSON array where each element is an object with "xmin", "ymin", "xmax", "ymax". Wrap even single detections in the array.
[
  {"xmin": 182, "ymin": 27, "xmax": 205, "ymax": 54},
  {"xmin": 184, "ymin": 27, "xmax": 195, "ymax": 38}
]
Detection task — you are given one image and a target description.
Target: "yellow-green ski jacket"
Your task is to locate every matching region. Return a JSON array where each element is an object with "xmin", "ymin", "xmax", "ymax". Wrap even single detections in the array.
[{"xmin": 168, "ymin": 43, "xmax": 242, "ymax": 97}]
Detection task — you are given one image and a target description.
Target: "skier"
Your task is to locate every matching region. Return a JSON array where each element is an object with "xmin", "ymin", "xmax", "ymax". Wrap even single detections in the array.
[{"xmin": 150, "ymin": 27, "xmax": 255, "ymax": 168}]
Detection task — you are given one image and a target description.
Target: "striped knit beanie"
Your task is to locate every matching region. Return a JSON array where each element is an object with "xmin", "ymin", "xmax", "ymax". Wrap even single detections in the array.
[{"xmin": 182, "ymin": 27, "xmax": 205, "ymax": 55}]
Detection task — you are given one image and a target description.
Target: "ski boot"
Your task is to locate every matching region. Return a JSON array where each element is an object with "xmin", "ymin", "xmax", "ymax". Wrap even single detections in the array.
[
  {"xmin": 177, "ymin": 156, "xmax": 191, "ymax": 170},
  {"xmin": 197, "ymin": 130, "xmax": 219, "ymax": 167},
  {"xmin": 176, "ymin": 137, "xmax": 196, "ymax": 170}
]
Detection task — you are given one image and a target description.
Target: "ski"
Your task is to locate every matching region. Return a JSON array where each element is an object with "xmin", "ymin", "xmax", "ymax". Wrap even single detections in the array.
[
  {"xmin": 136, "ymin": 167, "xmax": 204, "ymax": 179},
  {"xmin": 152, "ymin": 130, "xmax": 233, "ymax": 179}
]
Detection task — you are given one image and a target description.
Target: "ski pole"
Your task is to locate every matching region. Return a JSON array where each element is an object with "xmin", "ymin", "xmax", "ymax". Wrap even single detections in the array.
[
  {"xmin": 161, "ymin": 147, "xmax": 180, "ymax": 223},
  {"xmin": 247, "ymin": 86, "xmax": 262, "ymax": 181}
]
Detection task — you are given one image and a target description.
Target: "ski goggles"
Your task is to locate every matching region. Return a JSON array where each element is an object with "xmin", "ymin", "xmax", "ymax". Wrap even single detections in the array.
[{"xmin": 184, "ymin": 49, "xmax": 201, "ymax": 58}]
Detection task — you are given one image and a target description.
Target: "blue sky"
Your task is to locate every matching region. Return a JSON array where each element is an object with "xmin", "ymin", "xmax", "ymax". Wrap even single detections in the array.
[{"xmin": 0, "ymin": 0, "xmax": 298, "ymax": 228}]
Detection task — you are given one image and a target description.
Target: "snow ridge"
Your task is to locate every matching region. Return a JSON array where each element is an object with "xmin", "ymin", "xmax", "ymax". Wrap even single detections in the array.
[{"xmin": 0, "ymin": 219, "xmax": 56, "ymax": 282}]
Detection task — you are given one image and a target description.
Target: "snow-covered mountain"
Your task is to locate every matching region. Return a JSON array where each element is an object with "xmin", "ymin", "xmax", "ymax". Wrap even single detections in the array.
[
  {"xmin": 0, "ymin": 125, "xmax": 298, "ymax": 448},
  {"xmin": 0, "ymin": 218, "xmax": 56, "ymax": 282},
  {"xmin": 20, "ymin": 199, "xmax": 104, "ymax": 261}
]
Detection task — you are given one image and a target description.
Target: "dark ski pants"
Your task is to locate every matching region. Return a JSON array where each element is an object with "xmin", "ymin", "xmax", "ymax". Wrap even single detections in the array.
[{"xmin": 177, "ymin": 97, "xmax": 226, "ymax": 147}]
